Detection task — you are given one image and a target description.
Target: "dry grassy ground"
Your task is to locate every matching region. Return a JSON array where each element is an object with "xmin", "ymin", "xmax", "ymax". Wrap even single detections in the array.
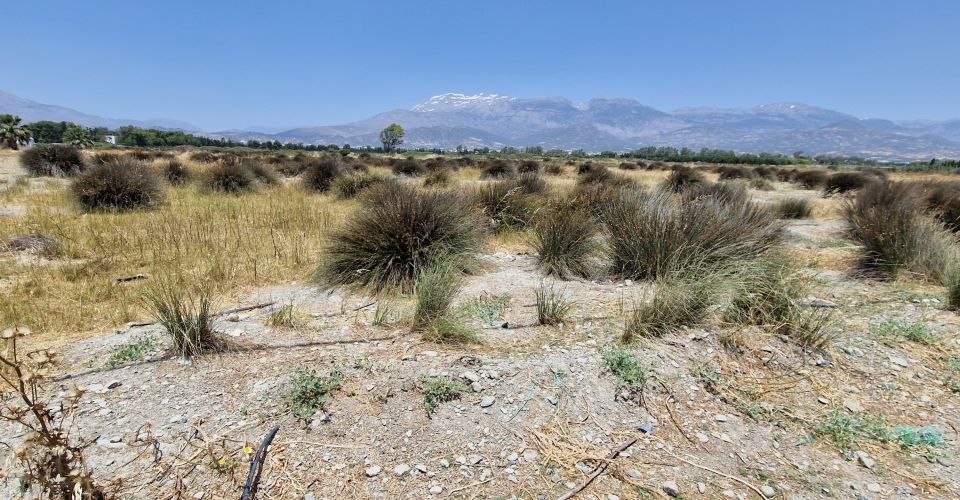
[{"xmin": 1, "ymin": 151, "xmax": 959, "ymax": 499}]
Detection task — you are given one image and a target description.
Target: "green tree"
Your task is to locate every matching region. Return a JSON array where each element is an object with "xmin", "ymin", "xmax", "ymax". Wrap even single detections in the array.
[
  {"xmin": 63, "ymin": 125, "xmax": 97, "ymax": 148},
  {"xmin": 0, "ymin": 114, "xmax": 32, "ymax": 150},
  {"xmin": 379, "ymin": 123, "xmax": 405, "ymax": 151},
  {"xmin": 23, "ymin": 121, "xmax": 70, "ymax": 143}
]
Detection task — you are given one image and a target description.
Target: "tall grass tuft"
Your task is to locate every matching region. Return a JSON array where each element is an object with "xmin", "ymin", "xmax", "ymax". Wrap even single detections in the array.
[
  {"xmin": 302, "ymin": 155, "xmax": 345, "ymax": 192},
  {"xmin": 660, "ymin": 166, "xmax": 706, "ymax": 192},
  {"xmin": 144, "ymin": 280, "xmax": 221, "ymax": 359},
  {"xmin": 319, "ymin": 183, "xmax": 484, "ymax": 292},
  {"xmin": 770, "ymin": 197, "xmax": 814, "ymax": 219},
  {"xmin": 535, "ymin": 281, "xmax": 572, "ymax": 326},
  {"xmin": 531, "ymin": 203, "xmax": 600, "ymax": 279},
  {"xmin": 623, "ymin": 275, "xmax": 716, "ymax": 341},
  {"xmin": 204, "ymin": 161, "xmax": 257, "ymax": 193},
  {"xmin": 163, "ymin": 159, "xmax": 192, "ymax": 185},
  {"xmin": 605, "ymin": 190, "xmax": 783, "ymax": 280},
  {"xmin": 331, "ymin": 172, "xmax": 387, "ymax": 198},
  {"xmin": 475, "ymin": 179, "xmax": 540, "ymax": 231},
  {"xmin": 481, "ymin": 159, "xmax": 517, "ymax": 179},
  {"xmin": 413, "ymin": 261, "xmax": 476, "ymax": 343},
  {"xmin": 824, "ymin": 171, "xmax": 873, "ymax": 195},
  {"xmin": 20, "ymin": 144, "xmax": 85, "ymax": 177}
]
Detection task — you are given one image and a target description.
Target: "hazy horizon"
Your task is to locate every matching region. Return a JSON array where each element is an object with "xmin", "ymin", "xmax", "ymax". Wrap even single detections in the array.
[{"xmin": 7, "ymin": 0, "xmax": 960, "ymax": 130}]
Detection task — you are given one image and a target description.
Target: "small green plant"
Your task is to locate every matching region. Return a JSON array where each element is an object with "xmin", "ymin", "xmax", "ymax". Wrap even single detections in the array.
[
  {"xmin": 871, "ymin": 320, "xmax": 937, "ymax": 345},
  {"xmin": 894, "ymin": 426, "xmax": 944, "ymax": 449},
  {"xmin": 106, "ymin": 335, "xmax": 156, "ymax": 367},
  {"xmin": 462, "ymin": 293, "xmax": 510, "ymax": 326},
  {"xmin": 535, "ymin": 281, "xmax": 571, "ymax": 326},
  {"xmin": 414, "ymin": 261, "xmax": 477, "ymax": 343},
  {"xmin": 286, "ymin": 366, "xmax": 344, "ymax": 420},
  {"xmin": 422, "ymin": 376, "xmax": 465, "ymax": 416},
  {"xmin": 144, "ymin": 280, "xmax": 220, "ymax": 360},
  {"xmin": 601, "ymin": 347, "xmax": 650, "ymax": 402},
  {"xmin": 815, "ymin": 409, "xmax": 892, "ymax": 451}
]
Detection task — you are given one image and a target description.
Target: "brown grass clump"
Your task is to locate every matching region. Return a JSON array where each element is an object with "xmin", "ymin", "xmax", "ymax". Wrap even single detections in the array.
[
  {"xmin": 793, "ymin": 169, "xmax": 829, "ymax": 189},
  {"xmin": 481, "ymin": 159, "xmax": 517, "ymax": 179},
  {"xmin": 532, "ymin": 203, "xmax": 601, "ymax": 279},
  {"xmin": 518, "ymin": 159, "xmax": 541, "ymax": 174},
  {"xmin": 71, "ymin": 157, "xmax": 164, "ymax": 211},
  {"xmin": 475, "ymin": 178, "xmax": 541, "ymax": 231},
  {"xmin": 163, "ymin": 158, "xmax": 192, "ymax": 185},
  {"xmin": 204, "ymin": 161, "xmax": 257, "ymax": 193},
  {"xmin": 189, "ymin": 151, "xmax": 219, "ymax": 163},
  {"xmin": 393, "ymin": 157, "xmax": 426, "ymax": 177},
  {"xmin": 302, "ymin": 155, "xmax": 346, "ymax": 192},
  {"xmin": 823, "ymin": 171, "xmax": 873, "ymax": 195},
  {"xmin": 660, "ymin": 166, "xmax": 707, "ymax": 193},
  {"xmin": 318, "ymin": 183, "xmax": 484, "ymax": 292},
  {"xmin": 20, "ymin": 144, "xmax": 85, "ymax": 177}
]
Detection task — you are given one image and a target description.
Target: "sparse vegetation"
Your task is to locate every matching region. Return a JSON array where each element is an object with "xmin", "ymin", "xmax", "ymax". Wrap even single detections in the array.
[
  {"xmin": 624, "ymin": 276, "xmax": 716, "ymax": 340},
  {"xmin": 871, "ymin": 319, "xmax": 937, "ymax": 345},
  {"xmin": 535, "ymin": 281, "xmax": 571, "ymax": 326},
  {"xmin": 331, "ymin": 172, "xmax": 387, "ymax": 198},
  {"xmin": 770, "ymin": 197, "xmax": 814, "ymax": 219},
  {"xmin": 413, "ymin": 260, "xmax": 475, "ymax": 343},
  {"xmin": 824, "ymin": 171, "xmax": 872, "ymax": 195},
  {"xmin": 20, "ymin": 144, "xmax": 85, "ymax": 176},
  {"xmin": 601, "ymin": 347, "xmax": 650, "ymax": 401},
  {"xmin": 422, "ymin": 376, "xmax": 465, "ymax": 416},
  {"xmin": 163, "ymin": 158, "xmax": 192, "ymax": 185},
  {"xmin": 106, "ymin": 334, "xmax": 156, "ymax": 367},
  {"xmin": 286, "ymin": 366, "xmax": 344, "ymax": 420}
]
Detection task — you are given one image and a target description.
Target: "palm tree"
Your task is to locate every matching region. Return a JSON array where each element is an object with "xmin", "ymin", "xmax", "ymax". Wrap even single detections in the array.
[{"xmin": 0, "ymin": 114, "xmax": 31, "ymax": 150}]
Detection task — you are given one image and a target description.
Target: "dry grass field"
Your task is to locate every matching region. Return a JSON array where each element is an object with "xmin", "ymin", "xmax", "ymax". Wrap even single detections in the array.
[{"xmin": 1, "ymin": 148, "xmax": 959, "ymax": 499}]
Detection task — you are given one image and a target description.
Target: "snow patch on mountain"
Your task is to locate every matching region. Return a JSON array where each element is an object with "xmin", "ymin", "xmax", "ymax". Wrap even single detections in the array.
[{"xmin": 411, "ymin": 93, "xmax": 516, "ymax": 112}]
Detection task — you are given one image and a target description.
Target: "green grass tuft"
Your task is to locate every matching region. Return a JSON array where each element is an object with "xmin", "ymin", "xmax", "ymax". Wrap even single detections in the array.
[{"xmin": 422, "ymin": 376, "xmax": 465, "ymax": 416}]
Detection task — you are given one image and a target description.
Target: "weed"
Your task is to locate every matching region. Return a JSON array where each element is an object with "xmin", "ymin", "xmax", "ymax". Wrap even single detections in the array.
[
  {"xmin": 106, "ymin": 334, "xmax": 156, "ymax": 367},
  {"xmin": 462, "ymin": 293, "xmax": 510, "ymax": 326},
  {"xmin": 624, "ymin": 276, "xmax": 716, "ymax": 341},
  {"xmin": 422, "ymin": 376, "xmax": 465, "ymax": 416},
  {"xmin": 269, "ymin": 303, "xmax": 308, "ymax": 329},
  {"xmin": 286, "ymin": 366, "xmax": 344, "ymax": 420},
  {"xmin": 535, "ymin": 281, "xmax": 572, "ymax": 326},
  {"xmin": 815, "ymin": 409, "xmax": 892, "ymax": 451},
  {"xmin": 303, "ymin": 155, "xmax": 345, "ymax": 192},
  {"xmin": 144, "ymin": 280, "xmax": 220, "ymax": 360},
  {"xmin": 871, "ymin": 320, "xmax": 937, "ymax": 345},
  {"xmin": 601, "ymin": 347, "xmax": 650, "ymax": 402},
  {"xmin": 944, "ymin": 357, "xmax": 960, "ymax": 393},
  {"xmin": 204, "ymin": 161, "xmax": 257, "ymax": 193},
  {"xmin": 894, "ymin": 426, "xmax": 944, "ymax": 449}
]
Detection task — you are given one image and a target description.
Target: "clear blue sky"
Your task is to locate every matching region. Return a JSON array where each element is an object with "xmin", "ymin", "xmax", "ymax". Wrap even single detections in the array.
[{"xmin": 8, "ymin": 0, "xmax": 959, "ymax": 131}]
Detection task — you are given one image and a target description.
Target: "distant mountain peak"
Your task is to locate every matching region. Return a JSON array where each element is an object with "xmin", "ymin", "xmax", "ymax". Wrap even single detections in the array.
[{"xmin": 411, "ymin": 93, "xmax": 516, "ymax": 112}]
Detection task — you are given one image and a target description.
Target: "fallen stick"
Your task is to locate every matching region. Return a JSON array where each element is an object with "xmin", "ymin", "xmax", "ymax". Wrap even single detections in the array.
[
  {"xmin": 556, "ymin": 436, "xmax": 640, "ymax": 500},
  {"xmin": 668, "ymin": 452, "xmax": 766, "ymax": 499},
  {"xmin": 240, "ymin": 425, "xmax": 280, "ymax": 500}
]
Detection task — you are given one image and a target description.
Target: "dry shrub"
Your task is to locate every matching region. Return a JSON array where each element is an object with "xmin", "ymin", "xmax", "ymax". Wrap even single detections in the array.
[
  {"xmin": 424, "ymin": 168, "xmax": 452, "ymax": 187},
  {"xmin": 481, "ymin": 159, "xmax": 516, "ymax": 179},
  {"xmin": 331, "ymin": 172, "xmax": 389, "ymax": 198},
  {"xmin": 318, "ymin": 183, "xmax": 484, "ymax": 292},
  {"xmin": 717, "ymin": 165, "xmax": 754, "ymax": 180},
  {"xmin": 475, "ymin": 178, "xmax": 541, "ymax": 231},
  {"xmin": 824, "ymin": 171, "xmax": 873, "ymax": 195},
  {"xmin": 770, "ymin": 197, "xmax": 814, "ymax": 219},
  {"xmin": 793, "ymin": 170, "xmax": 828, "ymax": 189},
  {"xmin": 189, "ymin": 151, "xmax": 219, "ymax": 163},
  {"xmin": 844, "ymin": 180, "xmax": 957, "ymax": 281},
  {"xmin": 544, "ymin": 163, "xmax": 564, "ymax": 175},
  {"xmin": 624, "ymin": 275, "xmax": 716, "ymax": 341},
  {"xmin": 660, "ymin": 166, "xmax": 707, "ymax": 193},
  {"xmin": 618, "ymin": 162, "xmax": 638, "ymax": 170},
  {"xmin": 163, "ymin": 158, "xmax": 192, "ymax": 185},
  {"xmin": 680, "ymin": 181, "xmax": 750, "ymax": 207},
  {"xmin": 302, "ymin": 155, "xmax": 345, "ymax": 192},
  {"xmin": 532, "ymin": 203, "xmax": 601, "ymax": 279},
  {"xmin": 204, "ymin": 161, "xmax": 257, "ymax": 193},
  {"xmin": 921, "ymin": 181, "xmax": 960, "ymax": 232},
  {"xmin": 20, "ymin": 144, "xmax": 85, "ymax": 177},
  {"xmin": 393, "ymin": 157, "xmax": 426, "ymax": 177},
  {"xmin": 71, "ymin": 157, "xmax": 164, "ymax": 211},
  {"xmin": 518, "ymin": 159, "xmax": 542, "ymax": 174},
  {"xmin": 605, "ymin": 190, "xmax": 783, "ymax": 280}
]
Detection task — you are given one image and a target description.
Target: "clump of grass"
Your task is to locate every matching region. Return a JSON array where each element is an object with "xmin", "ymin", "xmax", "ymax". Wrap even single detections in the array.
[
  {"xmin": 624, "ymin": 276, "xmax": 716, "ymax": 341},
  {"xmin": 948, "ymin": 268, "xmax": 960, "ymax": 310},
  {"xmin": 286, "ymin": 366, "xmax": 343, "ymax": 420},
  {"xmin": 243, "ymin": 159, "xmax": 279, "ymax": 185},
  {"xmin": 423, "ymin": 168, "xmax": 452, "ymax": 187},
  {"xmin": 844, "ymin": 180, "xmax": 956, "ymax": 281},
  {"xmin": 680, "ymin": 181, "xmax": 750, "ymax": 207},
  {"xmin": 413, "ymin": 260, "xmax": 477, "ymax": 343},
  {"xmin": 544, "ymin": 163, "xmax": 564, "ymax": 175},
  {"xmin": 475, "ymin": 179, "xmax": 540, "ymax": 231},
  {"xmin": 824, "ymin": 171, "xmax": 873, "ymax": 195},
  {"xmin": 660, "ymin": 166, "xmax": 706, "ymax": 192},
  {"xmin": 189, "ymin": 151, "xmax": 219, "ymax": 163},
  {"xmin": 331, "ymin": 172, "xmax": 387, "ymax": 198},
  {"xmin": 164, "ymin": 159, "xmax": 192, "ymax": 185},
  {"xmin": 269, "ymin": 303, "xmax": 309, "ymax": 329},
  {"xmin": 392, "ymin": 157, "xmax": 426, "ymax": 177},
  {"xmin": 770, "ymin": 197, "xmax": 814, "ymax": 219},
  {"xmin": 302, "ymin": 155, "xmax": 345, "ymax": 192},
  {"xmin": 601, "ymin": 347, "xmax": 650, "ymax": 402},
  {"xmin": 71, "ymin": 158, "xmax": 164, "ymax": 211},
  {"xmin": 144, "ymin": 280, "xmax": 221, "ymax": 359},
  {"xmin": 481, "ymin": 159, "xmax": 516, "ymax": 179},
  {"xmin": 531, "ymin": 203, "xmax": 601, "ymax": 279},
  {"xmin": 204, "ymin": 161, "xmax": 257, "ymax": 193},
  {"xmin": 725, "ymin": 258, "xmax": 834, "ymax": 349},
  {"xmin": 20, "ymin": 144, "xmax": 85, "ymax": 177},
  {"xmin": 318, "ymin": 183, "xmax": 484, "ymax": 292},
  {"xmin": 106, "ymin": 334, "xmax": 156, "ymax": 367},
  {"xmin": 605, "ymin": 190, "xmax": 783, "ymax": 280},
  {"xmin": 871, "ymin": 319, "xmax": 937, "ymax": 345},
  {"xmin": 535, "ymin": 281, "xmax": 572, "ymax": 326},
  {"xmin": 422, "ymin": 376, "xmax": 465, "ymax": 417},
  {"xmin": 749, "ymin": 177, "xmax": 775, "ymax": 191},
  {"xmin": 618, "ymin": 162, "xmax": 638, "ymax": 170},
  {"xmin": 518, "ymin": 159, "xmax": 541, "ymax": 174},
  {"xmin": 717, "ymin": 165, "xmax": 754, "ymax": 181}
]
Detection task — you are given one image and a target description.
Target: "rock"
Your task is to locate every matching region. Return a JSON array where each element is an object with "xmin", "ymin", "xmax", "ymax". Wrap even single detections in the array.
[
  {"xmin": 429, "ymin": 485, "xmax": 443, "ymax": 494},
  {"xmin": 697, "ymin": 482, "xmax": 706, "ymax": 494},
  {"xmin": 394, "ymin": 463, "xmax": 410, "ymax": 477},
  {"xmin": 662, "ymin": 480, "xmax": 681, "ymax": 497},
  {"xmin": 439, "ymin": 459, "xmax": 450, "ymax": 468},
  {"xmin": 843, "ymin": 399, "xmax": 864, "ymax": 413},
  {"xmin": 546, "ymin": 395, "xmax": 559, "ymax": 406},
  {"xmin": 107, "ymin": 381, "xmax": 122, "ymax": 389},
  {"xmin": 867, "ymin": 482, "xmax": 882, "ymax": 493},
  {"xmin": 480, "ymin": 396, "xmax": 496, "ymax": 408},
  {"xmin": 714, "ymin": 414, "xmax": 729, "ymax": 422},
  {"xmin": 522, "ymin": 449, "xmax": 539, "ymax": 463},
  {"xmin": 760, "ymin": 485, "xmax": 776, "ymax": 498},
  {"xmin": 888, "ymin": 355, "xmax": 909, "ymax": 367},
  {"xmin": 415, "ymin": 463, "xmax": 428, "ymax": 473},
  {"xmin": 805, "ymin": 298, "xmax": 837, "ymax": 308},
  {"xmin": 467, "ymin": 455, "xmax": 483, "ymax": 465},
  {"xmin": 462, "ymin": 371, "xmax": 480, "ymax": 382},
  {"xmin": 303, "ymin": 494, "xmax": 316, "ymax": 500},
  {"xmin": 422, "ymin": 350, "xmax": 438, "ymax": 357},
  {"xmin": 507, "ymin": 452, "xmax": 519, "ymax": 463},
  {"xmin": 856, "ymin": 451, "xmax": 876, "ymax": 469},
  {"xmin": 625, "ymin": 469, "xmax": 642, "ymax": 480},
  {"xmin": 365, "ymin": 465, "xmax": 381, "ymax": 477},
  {"xmin": 817, "ymin": 396, "xmax": 830, "ymax": 404},
  {"xmin": 471, "ymin": 381, "xmax": 484, "ymax": 392}
]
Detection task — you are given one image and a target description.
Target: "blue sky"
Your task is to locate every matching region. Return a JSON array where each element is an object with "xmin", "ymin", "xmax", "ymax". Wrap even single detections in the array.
[{"xmin": 8, "ymin": 0, "xmax": 959, "ymax": 131}]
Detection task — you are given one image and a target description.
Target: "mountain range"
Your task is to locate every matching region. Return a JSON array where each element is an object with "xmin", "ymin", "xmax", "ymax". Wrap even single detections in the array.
[{"xmin": 4, "ymin": 90, "xmax": 960, "ymax": 161}]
